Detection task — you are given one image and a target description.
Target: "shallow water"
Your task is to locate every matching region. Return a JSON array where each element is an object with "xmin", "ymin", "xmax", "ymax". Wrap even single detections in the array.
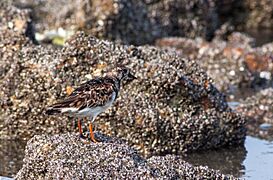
[{"xmin": 185, "ymin": 136, "xmax": 273, "ymax": 179}]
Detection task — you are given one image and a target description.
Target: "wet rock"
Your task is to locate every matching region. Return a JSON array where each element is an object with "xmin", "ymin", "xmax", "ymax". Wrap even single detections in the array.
[
  {"xmin": 242, "ymin": 0, "xmax": 273, "ymax": 29},
  {"xmin": 0, "ymin": 139, "xmax": 26, "ymax": 177},
  {"xmin": 15, "ymin": 133, "xmax": 236, "ymax": 179},
  {"xmin": 10, "ymin": 0, "xmax": 273, "ymax": 45},
  {"xmin": 12, "ymin": 0, "xmax": 223, "ymax": 44},
  {"xmin": 1, "ymin": 31, "xmax": 246, "ymax": 157},
  {"xmin": 13, "ymin": 0, "xmax": 160, "ymax": 45},
  {"xmin": 0, "ymin": 1, "xmax": 34, "ymax": 81},
  {"xmin": 156, "ymin": 33, "xmax": 273, "ymax": 98},
  {"xmin": 144, "ymin": 0, "xmax": 221, "ymax": 41},
  {"xmin": 236, "ymin": 88, "xmax": 273, "ymax": 140}
]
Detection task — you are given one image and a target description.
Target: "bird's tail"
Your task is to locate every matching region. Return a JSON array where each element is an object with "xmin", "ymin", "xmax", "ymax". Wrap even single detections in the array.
[{"xmin": 44, "ymin": 107, "xmax": 62, "ymax": 115}]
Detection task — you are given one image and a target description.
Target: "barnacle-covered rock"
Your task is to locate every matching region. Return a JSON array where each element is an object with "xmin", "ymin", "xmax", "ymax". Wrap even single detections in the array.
[
  {"xmin": 0, "ymin": 139, "xmax": 26, "ymax": 177},
  {"xmin": 15, "ymin": 133, "xmax": 237, "ymax": 179},
  {"xmin": 13, "ymin": 0, "xmax": 160, "ymax": 45},
  {"xmin": 156, "ymin": 33, "xmax": 273, "ymax": 98},
  {"xmin": 236, "ymin": 88, "xmax": 273, "ymax": 140},
  {"xmin": 12, "ymin": 0, "xmax": 223, "ymax": 44},
  {"xmin": 0, "ymin": 1, "xmax": 34, "ymax": 80},
  {"xmin": 1, "ymin": 31, "xmax": 246, "ymax": 156}
]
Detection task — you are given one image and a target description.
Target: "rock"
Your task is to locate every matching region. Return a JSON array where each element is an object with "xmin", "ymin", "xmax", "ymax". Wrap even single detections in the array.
[
  {"xmin": 1, "ymin": 31, "xmax": 246, "ymax": 157},
  {"xmin": 15, "ymin": 133, "xmax": 237, "ymax": 179},
  {"xmin": 242, "ymin": 0, "xmax": 273, "ymax": 29},
  {"xmin": 236, "ymin": 88, "xmax": 273, "ymax": 140},
  {"xmin": 0, "ymin": 1, "xmax": 34, "ymax": 81},
  {"xmin": 144, "ymin": 0, "xmax": 222, "ymax": 41},
  {"xmin": 12, "ymin": 0, "xmax": 224, "ymax": 44},
  {"xmin": 13, "ymin": 0, "xmax": 161, "ymax": 45},
  {"xmin": 10, "ymin": 0, "xmax": 273, "ymax": 45},
  {"xmin": 156, "ymin": 33, "xmax": 273, "ymax": 98},
  {"xmin": 0, "ymin": 139, "xmax": 26, "ymax": 177}
]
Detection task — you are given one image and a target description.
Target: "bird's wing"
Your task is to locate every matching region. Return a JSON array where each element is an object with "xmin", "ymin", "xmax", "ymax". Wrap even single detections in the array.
[{"xmin": 48, "ymin": 78, "xmax": 116, "ymax": 111}]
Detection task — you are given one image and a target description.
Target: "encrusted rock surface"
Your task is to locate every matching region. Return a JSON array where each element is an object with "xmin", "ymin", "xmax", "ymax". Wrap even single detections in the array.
[
  {"xmin": 15, "ymin": 133, "xmax": 236, "ymax": 179},
  {"xmin": 236, "ymin": 88, "xmax": 273, "ymax": 140},
  {"xmin": 13, "ymin": 0, "xmax": 161, "ymax": 45},
  {"xmin": 242, "ymin": 0, "xmax": 273, "ymax": 29},
  {"xmin": 237, "ymin": 88, "xmax": 273, "ymax": 124},
  {"xmin": 156, "ymin": 33, "xmax": 273, "ymax": 98},
  {"xmin": 1, "ymin": 30, "xmax": 246, "ymax": 156},
  {"xmin": 0, "ymin": 139, "xmax": 26, "ymax": 177},
  {"xmin": 13, "ymin": 0, "xmax": 220, "ymax": 43}
]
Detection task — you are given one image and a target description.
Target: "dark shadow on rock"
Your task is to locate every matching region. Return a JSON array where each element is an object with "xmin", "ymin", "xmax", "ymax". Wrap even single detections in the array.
[{"xmin": 0, "ymin": 139, "xmax": 27, "ymax": 177}]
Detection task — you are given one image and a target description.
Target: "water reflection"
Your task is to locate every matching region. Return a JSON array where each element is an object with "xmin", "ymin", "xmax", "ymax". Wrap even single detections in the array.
[
  {"xmin": 185, "ymin": 136, "xmax": 273, "ymax": 179},
  {"xmin": 184, "ymin": 145, "xmax": 247, "ymax": 177},
  {"xmin": 0, "ymin": 139, "xmax": 27, "ymax": 177}
]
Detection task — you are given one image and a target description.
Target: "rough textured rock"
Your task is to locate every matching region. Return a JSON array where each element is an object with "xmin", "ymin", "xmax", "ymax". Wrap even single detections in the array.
[
  {"xmin": 236, "ymin": 88, "xmax": 273, "ymax": 140},
  {"xmin": 11, "ymin": 0, "xmax": 273, "ymax": 45},
  {"xmin": 0, "ymin": 139, "xmax": 26, "ymax": 177},
  {"xmin": 13, "ymin": 0, "xmax": 161, "ymax": 45},
  {"xmin": 143, "ymin": 0, "xmax": 221, "ymax": 41},
  {"xmin": 242, "ymin": 0, "xmax": 273, "ymax": 29},
  {"xmin": 0, "ymin": 1, "xmax": 34, "ymax": 81},
  {"xmin": 1, "ymin": 31, "xmax": 246, "ymax": 157},
  {"xmin": 12, "ymin": 0, "xmax": 226, "ymax": 44},
  {"xmin": 156, "ymin": 33, "xmax": 273, "ymax": 98},
  {"xmin": 15, "ymin": 133, "xmax": 236, "ymax": 179}
]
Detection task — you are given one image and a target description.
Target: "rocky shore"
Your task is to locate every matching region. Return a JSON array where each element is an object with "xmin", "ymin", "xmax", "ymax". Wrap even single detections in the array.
[
  {"xmin": 236, "ymin": 88, "xmax": 273, "ymax": 140},
  {"xmin": 15, "ymin": 133, "xmax": 237, "ymax": 179},
  {"xmin": 0, "ymin": 0, "xmax": 272, "ymax": 178},
  {"xmin": 156, "ymin": 34, "xmax": 273, "ymax": 98}
]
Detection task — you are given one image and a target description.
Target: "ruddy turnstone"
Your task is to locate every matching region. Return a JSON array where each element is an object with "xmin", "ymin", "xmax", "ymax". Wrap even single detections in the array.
[{"xmin": 45, "ymin": 67, "xmax": 136, "ymax": 142}]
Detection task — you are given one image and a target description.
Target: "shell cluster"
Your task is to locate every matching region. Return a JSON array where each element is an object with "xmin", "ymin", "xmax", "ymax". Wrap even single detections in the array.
[
  {"xmin": 156, "ymin": 34, "xmax": 273, "ymax": 99},
  {"xmin": 15, "ymin": 133, "xmax": 236, "ymax": 179},
  {"xmin": 236, "ymin": 88, "xmax": 273, "ymax": 140},
  {"xmin": 12, "ymin": 0, "xmax": 273, "ymax": 46}
]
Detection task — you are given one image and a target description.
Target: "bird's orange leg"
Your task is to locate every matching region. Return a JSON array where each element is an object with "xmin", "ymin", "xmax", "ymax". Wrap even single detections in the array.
[
  {"xmin": 89, "ymin": 123, "xmax": 98, "ymax": 143},
  {"xmin": 78, "ymin": 119, "xmax": 85, "ymax": 138}
]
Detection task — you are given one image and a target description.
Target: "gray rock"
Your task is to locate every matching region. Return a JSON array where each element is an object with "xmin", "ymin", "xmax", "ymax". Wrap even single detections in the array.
[{"xmin": 15, "ymin": 133, "xmax": 237, "ymax": 179}]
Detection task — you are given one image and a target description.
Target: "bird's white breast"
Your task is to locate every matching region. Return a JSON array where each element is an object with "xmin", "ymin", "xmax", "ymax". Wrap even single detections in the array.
[{"xmin": 74, "ymin": 92, "xmax": 116, "ymax": 119}]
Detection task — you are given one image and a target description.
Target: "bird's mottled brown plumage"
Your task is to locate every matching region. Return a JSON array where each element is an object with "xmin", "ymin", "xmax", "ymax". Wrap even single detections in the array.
[
  {"xmin": 45, "ymin": 67, "xmax": 136, "ymax": 142},
  {"xmin": 47, "ymin": 77, "xmax": 119, "ymax": 113}
]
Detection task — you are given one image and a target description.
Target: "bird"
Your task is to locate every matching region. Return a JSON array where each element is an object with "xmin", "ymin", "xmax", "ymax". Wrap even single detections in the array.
[{"xmin": 45, "ymin": 67, "xmax": 136, "ymax": 142}]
